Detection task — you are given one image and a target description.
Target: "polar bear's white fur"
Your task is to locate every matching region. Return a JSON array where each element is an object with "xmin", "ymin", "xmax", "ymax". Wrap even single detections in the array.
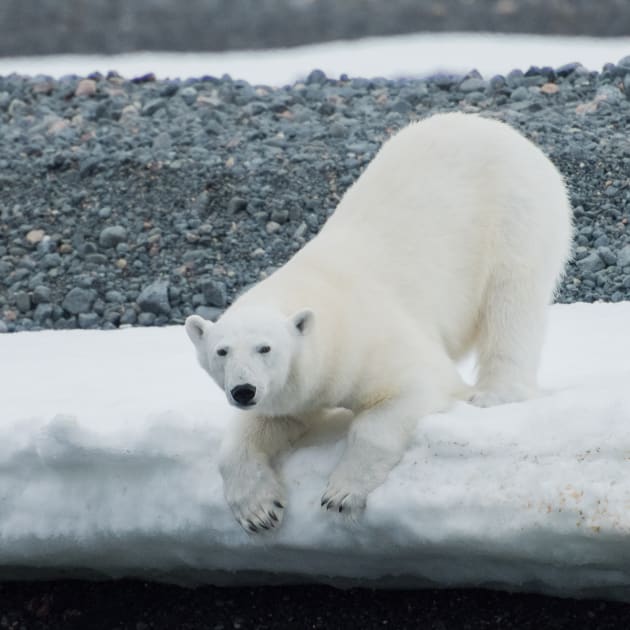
[{"xmin": 185, "ymin": 112, "xmax": 573, "ymax": 533}]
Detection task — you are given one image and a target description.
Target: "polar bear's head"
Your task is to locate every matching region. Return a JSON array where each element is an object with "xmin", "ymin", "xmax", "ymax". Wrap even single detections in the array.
[{"xmin": 185, "ymin": 306, "xmax": 314, "ymax": 412}]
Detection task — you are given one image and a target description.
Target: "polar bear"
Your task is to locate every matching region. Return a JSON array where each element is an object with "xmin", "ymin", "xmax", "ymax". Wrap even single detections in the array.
[{"xmin": 185, "ymin": 112, "xmax": 572, "ymax": 533}]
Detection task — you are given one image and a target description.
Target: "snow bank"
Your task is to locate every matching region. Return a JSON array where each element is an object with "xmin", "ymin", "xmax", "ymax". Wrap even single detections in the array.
[
  {"xmin": 1, "ymin": 302, "xmax": 629, "ymax": 601},
  {"xmin": 1, "ymin": 33, "xmax": 630, "ymax": 84}
]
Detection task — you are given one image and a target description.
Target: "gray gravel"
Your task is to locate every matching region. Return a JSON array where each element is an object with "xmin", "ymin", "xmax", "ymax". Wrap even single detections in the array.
[{"xmin": 1, "ymin": 59, "xmax": 630, "ymax": 332}]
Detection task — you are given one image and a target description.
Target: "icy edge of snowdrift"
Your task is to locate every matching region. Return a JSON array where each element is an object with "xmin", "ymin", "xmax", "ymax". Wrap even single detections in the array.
[{"xmin": 0, "ymin": 303, "xmax": 629, "ymax": 601}]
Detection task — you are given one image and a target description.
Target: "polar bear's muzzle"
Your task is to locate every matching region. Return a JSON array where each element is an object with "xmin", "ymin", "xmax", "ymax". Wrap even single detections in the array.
[{"xmin": 230, "ymin": 383, "xmax": 257, "ymax": 408}]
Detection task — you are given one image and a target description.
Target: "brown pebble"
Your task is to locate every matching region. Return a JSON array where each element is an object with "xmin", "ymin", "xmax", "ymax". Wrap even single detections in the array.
[
  {"xmin": 26, "ymin": 229, "xmax": 45, "ymax": 245},
  {"xmin": 540, "ymin": 83, "xmax": 559, "ymax": 95},
  {"xmin": 75, "ymin": 79, "xmax": 97, "ymax": 97},
  {"xmin": 47, "ymin": 118, "xmax": 70, "ymax": 135},
  {"xmin": 575, "ymin": 101, "xmax": 598, "ymax": 115}
]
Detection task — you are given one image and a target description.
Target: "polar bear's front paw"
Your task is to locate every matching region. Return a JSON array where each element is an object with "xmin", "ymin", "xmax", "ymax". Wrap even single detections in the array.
[
  {"xmin": 321, "ymin": 478, "xmax": 368, "ymax": 519},
  {"xmin": 222, "ymin": 462, "xmax": 286, "ymax": 534}
]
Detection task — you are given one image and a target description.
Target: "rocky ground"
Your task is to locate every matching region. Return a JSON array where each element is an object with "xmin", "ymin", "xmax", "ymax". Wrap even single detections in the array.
[
  {"xmin": 1, "ymin": 580, "xmax": 629, "ymax": 630},
  {"xmin": 2, "ymin": 0, "xmax": 630, "ymax": 56},
  {"xmin": 2, "ymin": 58, "xmax": 630, "ymax": 333}
]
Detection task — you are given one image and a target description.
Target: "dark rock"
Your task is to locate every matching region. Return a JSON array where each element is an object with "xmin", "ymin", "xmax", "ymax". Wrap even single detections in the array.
[
  {"xmin": 577, "ymin": 252, "xmax": 605, "ymax": 274},
  {"xmin": 510, "ymin": 86, "xmax": 530, "ymax": 101},
  {"xmin": 142, "ymin": 99, "xmax": 164, "ymax": 116},
  {"xmin": 306, "ymin": 69, "xmax": 327, "ymax": 85},
  {"xmin": 556, "ymin": 62, "xmax": 581, "ymax": 77},
  {"xmin": 160, "ymin": 82, "xmax": 179, "ymax": 97},
  {"xmin": 99, "ymin": 225, "xmax": 127, "ymax": 248},
  {"xmin": 459, "ymin": 78, "xmax": 488, "ymax": 93},
  {"xmin": 319, "ymin": 102, "xmax": 336, "ymax": 116},
  {"xmin": 228, "ymin": 197, "xmax": 248, "ymax": 213},
  {"xmin": 200, "ymin": 278, "xmax": 227, "ymax": 308},
  {"xmin": 33, "ymin": 302, "xmax": 54, "ymax": 322},
  {"xmin": 138, "ymin": 312, "xmax": 156, "ymax": 326},
  {"xmin": 617, "ymin": 55, "xmax": 630, "ymax": 70},
  {"xmin": 15, "ymin": 291, "xmax": 31, "ymax": 313},
  {"xmin": 137, "ymin": 280, "xmax": 171, "ymax": 315},
  {"xmin": 105, "ymin": 290, "xmax": 125, "ymax": 303},
  {"xmin": 32, "ymin": 285, "xmax": 51, "ymax": 304},
  {"xmin": 62, "ymin": 287, "xmax": 97, "ymax": 314},
  {"xmin": 180, "ymin": 86, "xmax": 197, "ymax": 105},
  {"xmin": 78, "ymin": 312, "xmax": 100, "ymax": 328},
  {"xmin": 598, "ymin": 246, "xmax": 617, "ymax": 266},
  {"xmin": 617, "ymin": 245, "xmax": 630, "ymax": 268},
  {"xmin": 85, "ymin": 253, "xmax": 108, "ymax": 265}
]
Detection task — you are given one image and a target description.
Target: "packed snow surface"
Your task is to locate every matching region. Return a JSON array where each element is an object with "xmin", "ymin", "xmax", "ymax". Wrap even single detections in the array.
[
  {"xmin": 1, "ymin": 302, "xmax": 629, "ymax": 600},
  {"xmin": 1, "ymin": 33, "xmax": 630, "ymax": 84}
]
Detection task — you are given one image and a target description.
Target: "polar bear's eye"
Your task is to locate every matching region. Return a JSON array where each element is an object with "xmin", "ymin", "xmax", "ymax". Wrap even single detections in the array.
[
  {"xmin": 258, "ymin": 345, "xmax": 271, "ymax": 354},
  {"xmin": 216, "ymin": 347, "xmax": 228, "ymax": 357}
]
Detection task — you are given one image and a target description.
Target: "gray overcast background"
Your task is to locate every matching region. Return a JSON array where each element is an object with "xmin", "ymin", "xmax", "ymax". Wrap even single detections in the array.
[{"xmin": 1, "ymin": 0, "xmax": 630, "ymax": 56}]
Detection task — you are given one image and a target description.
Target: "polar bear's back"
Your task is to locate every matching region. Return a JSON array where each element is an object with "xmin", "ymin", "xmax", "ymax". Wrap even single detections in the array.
[
  {"xmin": 297, "ymin": 112, "xmax": 572, "ymax": 357},
  {"xmin": 326, "ymin": 113, "xmax": 569, "ymax": 256}
]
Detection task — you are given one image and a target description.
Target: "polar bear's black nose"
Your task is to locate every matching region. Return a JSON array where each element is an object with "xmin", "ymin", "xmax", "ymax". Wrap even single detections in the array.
[{"xmin": 231, "ymin": 384, "xmax": 257, "ymax": 406}]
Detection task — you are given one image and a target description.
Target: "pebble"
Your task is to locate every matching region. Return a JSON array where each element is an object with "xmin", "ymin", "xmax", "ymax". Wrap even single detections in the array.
[
  {"xmin": 510, "ymin": 86, "xmax": 530, "ymax": 101},
  {"xmin": 78, "ymin": 313, "xmax": 100, "ymax": 328},
  {"xmin": 15, "ymin": 292, "xmax": 31, "ymax": 313},
  {"xmin": 180, "ymin": 86, "xmax": 198, "ymax": 105},
  {"xmin": 201, "ymin": 278, "xmax": 227, "ymax": 308},
  {"xmin": 32, "ymin": 285, "xmax": 52, "ymax": 304},
  {"xmin": 228, "ymin": 197, "xmax": 248, "ymax": 213},
  {"xmin": 75, "ymin": 79, "xmax": 97, "ymax": 97},
  {"xmin": 142, "ymin": 99, "xmax": 164, "ymax": 116},
  {"xmin": 540, "ymin": 83, "xmax": 559, "ymax": 95},
  {"xmin": 34, "ymin": 303, "xmax": 54, "ymax": 322},
  {"xmin": 618, "ymin": 245, "xmax": 630, "ymax": 268},
  {"xmin": 26, "ymin": 229, "xmax": 45, "ymax": 245},
  {"xmin": 306, "ymin": 69, "xmax": 327, "ymax": 85},
  {"xmin": 617, "ymin": 55, "xmax": 630, "ymax": 70},
  {"xmin": 99, "ymin": 225, "xmax": 127, "ymax": 248},
  {"xmin": 62, "ymin": 287, "xmax": 97, "ymax": 315},
  {"xmin": 266, "ymin": 221, "xmax": 281, "ymax": 234},
  {"xmin": 8, "ymin": 99, "xmax": 26, "ymax": 116},
  {"xmin": 577, "ymin": 252, "xmax": 605, "ymax": 274},
  {"xmin": 137, "ymin": 280, "xmax": 171, "ymax": 315},
  {"xmin": 138, "ymin": 312, "xmax": 156, "ymax": 326},
  {"xmin": 459, "ymin": 78, "xmax": 488, "ymax": 93},
  {"xmin": 105, "ymin": 290, "xmax": 125, "ymax": 303},
  {"xmin": 597, "ymin": 246, "xmax": 616, "ymax": 266}
]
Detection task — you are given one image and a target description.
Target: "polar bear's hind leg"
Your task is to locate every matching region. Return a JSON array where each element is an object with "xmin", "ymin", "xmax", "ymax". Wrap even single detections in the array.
[{"xmin": 470, "ymin": 269, "xmax": 552, "ymax": 407}]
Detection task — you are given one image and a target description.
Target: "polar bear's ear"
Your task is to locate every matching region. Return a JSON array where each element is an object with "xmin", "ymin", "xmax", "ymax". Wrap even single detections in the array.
[
  {"xmin": 290, "ymin": 309, "xmax": 314, "ymax": 336},
  {"xmin": 185, "ymin": 315, "xmax": 212, "ymax": 346}
]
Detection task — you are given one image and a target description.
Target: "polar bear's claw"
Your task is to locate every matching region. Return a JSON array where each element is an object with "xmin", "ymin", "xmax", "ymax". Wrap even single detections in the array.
[
  {"xmin": 321, "ymin": 486, "xmax": 366, "ymax": 518},
  {"xmin": 236, "ymin": 500, "xmax": 284, "ymax": 534}
]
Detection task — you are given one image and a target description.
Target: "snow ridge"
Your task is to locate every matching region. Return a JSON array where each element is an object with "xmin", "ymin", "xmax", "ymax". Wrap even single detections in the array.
[{"xmin": 0, "ymin": 303, "xmax": 629, "ymax": 600}]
